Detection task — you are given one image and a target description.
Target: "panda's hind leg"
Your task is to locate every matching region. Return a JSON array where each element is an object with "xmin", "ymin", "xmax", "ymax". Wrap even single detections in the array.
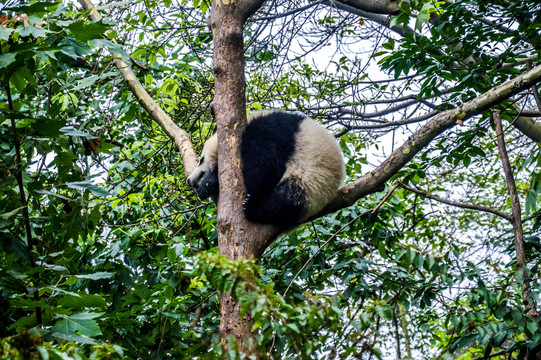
[{"xmin": 243, "ymin": 178, "xmax": 307, "ymax": 226}]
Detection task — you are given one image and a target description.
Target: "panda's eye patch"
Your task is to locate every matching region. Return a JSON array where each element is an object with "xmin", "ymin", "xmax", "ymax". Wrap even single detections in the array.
[{"xmin": 198, "ymin": 156, "xmax": 205, "ymax": 166}]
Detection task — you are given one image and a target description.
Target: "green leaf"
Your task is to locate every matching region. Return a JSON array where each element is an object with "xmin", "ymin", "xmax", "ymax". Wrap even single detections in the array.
[
  {"xmin": 17, "ymin": 24, "xmax": 49, "ymax": 38},
  {"xmin": 36, "ymin": 347, "xmax": 49, "ymax": 360},
  {"xmin": 90, "ymin": 39, "xmax": 131, "ymax": 60},
  {"xmin": 60, "ymin": 126, "xmax": 96, "ymax": 138},
  {"xmin": 51, "ymin": 332, "xmax": 97, "ymax": 345},
  {"xmin": 0, "ymin": 53, "xmax": 17, "ymax": 69},
  {"xmin": 10, "ymin": 66, "xmax": 35, "ymax": 92},
  {"xmin": 31, "ymin": 119, "xmax": 65, "ymax": 137},
  {"xmin": 382, "ymin": 39, "xmax": 395, "ymax": 50},
  {"xmin": 34, "ymin": 190, "xmax": 71, "ymax": 201},
  {"xmin": 405, "ymin": 249, "xmax": 416, "ymax": 266},
  {"xmin": 493, "ymin": 331, "xmax": 507, "ymax": 347},
  {"xmin": 286, "ymin": 323, "xmax": 300, "ymax": 333},
  {"xmin": 413, "ymin": 253, "xmax": 424, "ymax": 269},
  {"xmin": 7, "ymin": 1, "xmax": 59, "ymax": 16},
  {"xmin": 389, "ymin": 15, "xmax": 401, "ymax": 29},
  {"xmin": 59, "ymin": 36, "xmax": 92, "ymax": 57},
  {"xmin": 415, "ymin": 11, "xmax": 428, "ymax": 31},
  {"xmin": 424, "ymin": 255, "xmax": 436, "ymax": 271},
  {"xmin": 463, "ymin": 155, "xmax": 471, "ymax": 167},
  {"xmin": 526, "ymin": 321, "xmax": 538, "ymax": 336},
  {"xmin": 1, "ymin": 207, "xmax": 24, "ymax": 220},
  {"xmin": 71, "ymin": 72, "xmax": 117, "ymax": 91},
  {"xmin": 0, "ymin": 28, "xmax": 14, "ymax": 41},
  {"xmin": 377, "ymin": 241, "xmax": 388, "ymax": 259},
  {"xmin": 58, "ymin": 294, "xmax": 107, "ymax": 309},
  {"xmin": 375, "ymin": 305, "xmax": 393, "ymax": 320},
  {"xmin": 51, "ymin": 312, "xmax": 104, "ymax": 338},
  {"xmin": 66, "ymin": 181, "xmax": 111, "ymax": 197},
  {"xmin": 69, "ymin": 20, "xmax": 110, "ymax": 42},
  {"xmin": 451, "ymin": 333, "xmax": 478, "ymax": 351}
]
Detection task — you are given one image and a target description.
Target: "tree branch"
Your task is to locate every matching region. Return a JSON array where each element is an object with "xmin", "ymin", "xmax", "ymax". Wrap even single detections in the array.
[
  {"xmin": 320, "ymin": 0, "xmax": 418, "ymax": 37},
  {"xmin": 209, "ymin": 0, "xmax": 268, "ymax": 356},
  {"xmin": 315, "ymin": 64, "xmax": 541, "ymax": 219},
  {"xmin": 512, "ymin": 115, "xmax": 541, "ymax": 143},
  {"xmin": 509, "ymin": 62, "xmax": 541, "ymax": 143},
  {"xmin": 397, "ymin": 182, "xmax": 512, "ymax": 221},
  {"xmin": 493, "ymin": 110, "xmax": 537, "ymax": 317},
  {"xmin": 5, "ymin": 72, "xmax": 42, "ymax": 325},
  {"xmin": 335, "ymin": 0, "xmax": 399, "ymax": 15},
  {"xmin": 77, "ymin": 0, "xmax": 198, "ymax": 177}
]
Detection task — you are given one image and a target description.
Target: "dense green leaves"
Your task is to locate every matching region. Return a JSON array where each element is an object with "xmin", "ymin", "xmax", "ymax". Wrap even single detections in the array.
[{"xmin": 1, "ymin": 0, "xmax": 540, "ymax": 359}]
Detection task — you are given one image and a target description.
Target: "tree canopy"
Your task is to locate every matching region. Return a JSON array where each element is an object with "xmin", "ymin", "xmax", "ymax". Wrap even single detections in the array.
[{"xmin": 0, "ymin": 0, "xmax": 540, "ymax": 359}]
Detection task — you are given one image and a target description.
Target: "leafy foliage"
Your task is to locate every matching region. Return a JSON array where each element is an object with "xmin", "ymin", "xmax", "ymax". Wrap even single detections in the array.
[{"xmin": 0, "ymin": 0, "xmax": 540, "ymax": 359}]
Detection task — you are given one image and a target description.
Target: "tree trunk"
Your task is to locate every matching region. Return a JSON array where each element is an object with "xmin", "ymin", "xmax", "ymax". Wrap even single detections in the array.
[{"xmin": 209, "ymin": 1, "xmax": 268, "ymax": 357}]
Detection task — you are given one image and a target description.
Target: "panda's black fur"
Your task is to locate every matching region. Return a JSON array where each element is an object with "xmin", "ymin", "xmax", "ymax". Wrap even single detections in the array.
[{"xmin": 187, "ymin": 110, "xmax": 345, "ymax": 227}]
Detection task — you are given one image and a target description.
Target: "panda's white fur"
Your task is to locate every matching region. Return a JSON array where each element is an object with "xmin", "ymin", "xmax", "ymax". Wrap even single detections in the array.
[{"xmin": 187, "ymin": 110, "xmax": 345, "ymax": 226}]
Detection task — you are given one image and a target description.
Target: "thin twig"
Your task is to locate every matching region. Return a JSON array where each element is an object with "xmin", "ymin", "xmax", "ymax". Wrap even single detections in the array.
[
  {"xmin": 397, "ymin": 182, "xmax": 512, "ymax": 221},
  {"xmin": 372, "ymin": 183, "xmax": 399, "ymax": 213}
]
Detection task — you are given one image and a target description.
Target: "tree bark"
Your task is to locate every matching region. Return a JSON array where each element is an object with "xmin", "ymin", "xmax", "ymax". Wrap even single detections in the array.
[
  {"xmin": 209, "ymin": 0, "xmax": 267, "ymax": 356},
  {"xmin": 513, "ymin": 115, "xmax": 541, "ymax": 143},
  {"xmin": 335, "ymin": 0, "xmax": 399, "ymax": 14},
  {"xmin": 319, "ymin": 0, "xmax": 418, "ymax": 37}
]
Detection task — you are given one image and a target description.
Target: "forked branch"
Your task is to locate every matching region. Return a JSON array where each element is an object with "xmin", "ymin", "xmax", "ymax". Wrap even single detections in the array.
[{"xmin": 315, "ymin": 64, "xmax": 541, "ymax": 220}]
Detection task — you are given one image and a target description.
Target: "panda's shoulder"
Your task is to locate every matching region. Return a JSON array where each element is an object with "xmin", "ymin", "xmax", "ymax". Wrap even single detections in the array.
[{"xmin": 245, "ymin": 110, "xmax": 306, "ymax": 137}]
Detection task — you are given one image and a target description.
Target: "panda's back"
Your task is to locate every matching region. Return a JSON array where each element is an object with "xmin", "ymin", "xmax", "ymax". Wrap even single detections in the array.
[
  {"xmin": 241, "ymin": 111, "xmax": 345, "ymax": 222},
  {"xmin": 241, "ymin": 111, "xmax": 305, "ymax": 197}
]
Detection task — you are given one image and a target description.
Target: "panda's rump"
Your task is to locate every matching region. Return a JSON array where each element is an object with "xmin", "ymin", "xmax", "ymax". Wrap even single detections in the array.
[{"xmin": 281, "ymin": 118, "xmax": 345, "ymax": 218}]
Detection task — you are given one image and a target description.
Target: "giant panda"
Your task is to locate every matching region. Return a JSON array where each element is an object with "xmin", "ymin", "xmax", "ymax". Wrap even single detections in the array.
[{"xmin": 187, "ymin": 110, "xmax": 345, "ymax": 227}]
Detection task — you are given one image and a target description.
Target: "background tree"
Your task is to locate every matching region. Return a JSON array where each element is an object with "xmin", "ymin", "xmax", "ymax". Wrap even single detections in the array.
[{"xmin": 0, "ymin": 0, "xmax": 540, "ymax": 359}]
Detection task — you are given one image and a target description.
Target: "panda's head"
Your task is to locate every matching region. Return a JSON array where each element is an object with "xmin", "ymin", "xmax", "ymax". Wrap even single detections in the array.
[{"xmin": 187, "ymin": 134, "xmax": 218, "ymax": 200}]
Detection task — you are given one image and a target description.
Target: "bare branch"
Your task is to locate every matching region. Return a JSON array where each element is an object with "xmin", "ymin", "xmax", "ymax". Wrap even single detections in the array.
[
  {"xmin": 315, "ymin": 64, "xmax": 541, "ymax": 219},
  {"xmin": 336, "ymin": 110, "xmax": 439, "ymax": 130},
  {"xmin": 340, "ymin": 98, "xmax": 434, "ymax": 118},
  {"xmin": 397, "ymin": 182, "xmax": 512, "ymax": 221},
  {"xmin": 517, "ymin": 110, "xmax": 541, "ymax": 117}
]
